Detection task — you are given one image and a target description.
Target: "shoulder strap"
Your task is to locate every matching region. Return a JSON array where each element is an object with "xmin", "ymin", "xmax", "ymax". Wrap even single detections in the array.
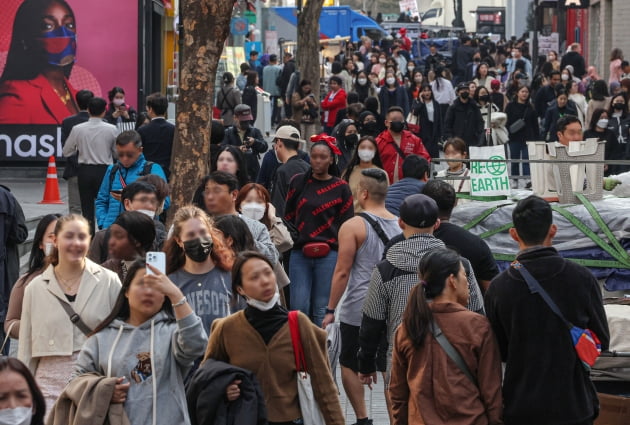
[
  {"xmin": 391, "ymin": 141, "xmax": 407, "ymax": 159},
  {"xmin": 288, "ymin": 311, "xmax": 308, "ymax": 373},
  {"xmin": 52, "ymin": 295, "xmax": 93, "ymax": 336},
  {"xmin": 221, "ymin": 87, "xmax": 235, "ymax": 111},
  {"xmin": 141, "ymin": 161, "xmax": 155, "ymax": 176},
  {"xmin": 358, "ymin": 212, "xmax": 390, "ymax": 245},
  {"xmin": 108, "ymin": 163, "xmax": 121, "ymax": 187},
  {"xmin": 1, "ymin": 322, "xmax": 16, "ymax": 353},
  {"xmin": 511, "ymin": 261, "xmax": 571, "ymax": 328},
  {"xmin": 430, "ymin": 319, "xmax": 478, "ymax": 386}
]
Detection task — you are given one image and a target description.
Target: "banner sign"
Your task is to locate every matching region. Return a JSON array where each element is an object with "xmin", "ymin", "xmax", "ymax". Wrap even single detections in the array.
[{"xmin": 469, "ymin": 146, "xmax": 510, "ymax": 196}]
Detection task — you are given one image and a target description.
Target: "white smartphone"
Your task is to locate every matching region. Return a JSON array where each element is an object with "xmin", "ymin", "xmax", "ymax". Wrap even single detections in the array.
[{"xmin": 146, "ymin": 252, "xmax": 165, "ymax": 275}]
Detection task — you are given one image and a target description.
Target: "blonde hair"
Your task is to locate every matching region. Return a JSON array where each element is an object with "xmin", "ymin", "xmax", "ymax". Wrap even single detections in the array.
[
  {"xmin": 47, "ymin": 214, "xmax": 91, "ymax": 266},
  {"xmin": 163, "ymin": 205, "xmax": 233, "ymax": 274}
]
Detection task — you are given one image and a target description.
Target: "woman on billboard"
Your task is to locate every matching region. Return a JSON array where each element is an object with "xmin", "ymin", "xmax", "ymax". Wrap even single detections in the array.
[{"xmin": 0, "ymin": 0, "xmax": 79, "ymax": 124}]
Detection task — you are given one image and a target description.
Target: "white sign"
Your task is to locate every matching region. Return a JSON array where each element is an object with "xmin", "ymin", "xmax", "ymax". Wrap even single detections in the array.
[
  {"xmin": 469, "ymin": 146, "xmax": 510, "ymax": 196},
  {"xmin": 265, "ymin": 30, "xmax": 279, "ymax": 56},
  {"xmin": 399, "ymin": 0, "xmax": 419, "ymax": 19}
]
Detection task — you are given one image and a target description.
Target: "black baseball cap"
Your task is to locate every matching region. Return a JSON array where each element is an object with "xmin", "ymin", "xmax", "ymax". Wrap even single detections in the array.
[{"xmin": 399, "ymin": 194, "xmax": 439, "ymax": 228}]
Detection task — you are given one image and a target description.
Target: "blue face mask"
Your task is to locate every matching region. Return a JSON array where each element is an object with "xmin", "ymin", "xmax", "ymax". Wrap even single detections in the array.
[{"xmin": 38, "ymin": 26, "xmax": 77, "ymax": 66}]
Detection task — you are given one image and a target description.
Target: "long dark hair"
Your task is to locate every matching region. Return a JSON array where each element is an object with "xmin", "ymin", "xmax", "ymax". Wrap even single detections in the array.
[
  {"xmin": 211, "ymin": 145, "xmax": 249, "ymax": 188},
  {"xmin": 402, "ymin": 248, "xmax": 462, "ymax": 348},
  {"xmin": 23, "ymin": 214, "xmax": 61, "ymax": 282},
  {"xmin": 341, "ymin": 136, "xmax": 384, "ymax": 181},
  {"xmin": 0, "ymin": 357, "xmax": 46, "ymax": 425},
  {"xmin": 589, "ymin": 108, "xmax": 608, "ymax": 132},
  {"xmin": 90, "ymin": 259, "xmax": 174, "ymax": 336},
  {"xmin": 213, "ymin": 215, "xmax": 256, "ymax": 254},
  {"xmin": 1, "ymin": 0, "xmax": 75, "ymax": 82}
]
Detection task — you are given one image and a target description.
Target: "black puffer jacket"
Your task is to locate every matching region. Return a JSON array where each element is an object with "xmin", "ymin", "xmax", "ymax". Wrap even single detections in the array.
[{"xmin": 443, "ymin": 98, "xmax": 484, "ymax": 148}]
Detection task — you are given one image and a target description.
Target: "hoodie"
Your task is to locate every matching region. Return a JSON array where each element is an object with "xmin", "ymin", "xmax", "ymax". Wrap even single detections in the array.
[
  {"xmin": 73, "ymin": 311, "xmax": 208, "ymax": 425},
  {"xmin": 357, "ymin": 233, "xmax": 484, "ymax": 374}
]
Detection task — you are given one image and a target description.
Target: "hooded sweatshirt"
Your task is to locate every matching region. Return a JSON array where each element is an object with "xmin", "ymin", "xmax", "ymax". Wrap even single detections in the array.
[{"xmin": 73, "ymin": 311, "xmax": 207, "ymax": 425}]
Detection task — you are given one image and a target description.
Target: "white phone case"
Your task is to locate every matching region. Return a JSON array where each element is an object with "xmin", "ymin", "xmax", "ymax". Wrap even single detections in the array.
[{"xmin": 146, "ymin": 252, "xmax": 165, "ymax": 275}]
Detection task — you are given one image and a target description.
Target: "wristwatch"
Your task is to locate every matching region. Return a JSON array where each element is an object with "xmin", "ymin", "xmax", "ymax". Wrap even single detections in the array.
[{"xmin": 325, "ymin": 308, "xmax": 335, "ymax": 315}]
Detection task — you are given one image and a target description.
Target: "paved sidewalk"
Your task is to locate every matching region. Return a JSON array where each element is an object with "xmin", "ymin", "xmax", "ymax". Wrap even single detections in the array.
[
  {"xmin": 335, "ymin": 366, "xmax": 390, "ymax": 424},
  {"xmin": 3, "ymin": 177, "xmax": 69, "ymax": 222}
]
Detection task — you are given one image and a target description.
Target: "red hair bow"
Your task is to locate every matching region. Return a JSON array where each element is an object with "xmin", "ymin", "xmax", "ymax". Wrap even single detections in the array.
[{"xmin": 310, "ymin": 133, "xmax": 342, "ymax": 156}]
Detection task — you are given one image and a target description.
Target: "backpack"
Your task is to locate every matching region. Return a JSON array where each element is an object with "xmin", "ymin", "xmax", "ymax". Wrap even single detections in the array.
[{"xmin": 108, "ymin": 161, "xmax": 155, "ymax": 188}]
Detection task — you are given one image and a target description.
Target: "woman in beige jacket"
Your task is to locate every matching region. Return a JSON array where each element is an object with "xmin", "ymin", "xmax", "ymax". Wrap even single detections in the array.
[{"xmin": 18, "ymin": 214, "xmax": 121, "ymax": 413}]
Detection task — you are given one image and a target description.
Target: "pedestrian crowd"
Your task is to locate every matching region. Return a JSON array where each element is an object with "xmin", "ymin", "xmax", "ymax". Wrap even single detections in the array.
[{"xmin": 0, "ymin": 30, "xmax": 616, "ymax": 425}]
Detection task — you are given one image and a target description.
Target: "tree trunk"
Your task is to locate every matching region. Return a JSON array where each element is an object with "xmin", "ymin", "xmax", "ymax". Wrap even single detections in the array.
[
  {"xmin": 169, "ymin": 0, "xmax": 232, "ymax": 217},
  {"xmin": 297, "ymin": 0, "xmax": 325, "ymax": 104}
]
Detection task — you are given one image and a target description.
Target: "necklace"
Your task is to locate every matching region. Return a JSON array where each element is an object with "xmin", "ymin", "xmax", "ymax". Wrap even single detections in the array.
[
  {"xmin": 53, "ymin": 84, "xmax": 71, "ymax": 105},
  {"xmin": 54, "ymin": 266, "xmax": 84, "ymax": 294}
]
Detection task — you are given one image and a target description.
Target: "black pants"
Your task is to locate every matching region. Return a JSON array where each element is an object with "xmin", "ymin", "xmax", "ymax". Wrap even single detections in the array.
[
  {"xmin": 270, "ymin": 96, "xmax": 281, "ymax": 125},
  {"xmin": 78, "ymin": 164, "xmax": 108, "ymax": 235}
]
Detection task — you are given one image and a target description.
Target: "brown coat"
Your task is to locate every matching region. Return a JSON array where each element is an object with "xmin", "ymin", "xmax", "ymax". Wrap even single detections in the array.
[
  {"xmin": 389, "ymin": 302, "xmax": 503, "ymax": 425},
  {"xmin": 47, "ymin": 373, "xmax": 130, "ymax": 425},
  {"xmin": 204, "ymin": 310, "xmax": 344, "ymax": 424}
]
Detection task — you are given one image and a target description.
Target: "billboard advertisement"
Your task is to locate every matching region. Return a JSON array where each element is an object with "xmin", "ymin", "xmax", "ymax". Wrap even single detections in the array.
[{"xmin": 0, "ymin": 0, "xmax": 139, "ymax": 162}]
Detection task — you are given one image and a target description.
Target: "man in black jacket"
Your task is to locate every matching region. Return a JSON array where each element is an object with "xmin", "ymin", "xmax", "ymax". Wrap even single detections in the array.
[
  {"xmin": 222, "ymin": 104, "xmax": 268, "ymax": 182},
  {"xmin": 269, "ymin": 125, "xmax": 310, "ymax": 217},
  {"xmin": 560, "ymin": 43, "xmax": 587, "ymax": 79},
  {"xmin": 279, "ymin": 52, "xmax": 296, "ymax": 119},
  {"xmin": 421, "ymin": 179, "xmax": 498, "ymax": 291},
  {"xmin": 443, "ymin": 83, "xmax": 483, "ymax": 149},
  {"xmin": 61, "ymin": 89, "xmax": 93, "ymax": 215},
  {"xmin": 534, "ymin": 71, "xmax": 562, "ymax": 119},
  {"xmin": 485, "ymin": 196, "xmax": 609, "ymax": 425},
  {"xmin": 137, "ymin": 93, "xmax": 174, "ymax": 178}
]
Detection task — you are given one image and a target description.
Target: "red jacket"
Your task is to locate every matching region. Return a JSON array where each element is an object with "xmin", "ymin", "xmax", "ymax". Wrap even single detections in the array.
[
  {"xmin": 376, "ymin": 129, "xmax": 430, "ymax": 182},
  {"xmin": 320, "ymin": 88, "xmax": 347, "ymax": 127},
  {"xmin": 0, "ymin": 74, "xmax": 78, "ymax": 125}
]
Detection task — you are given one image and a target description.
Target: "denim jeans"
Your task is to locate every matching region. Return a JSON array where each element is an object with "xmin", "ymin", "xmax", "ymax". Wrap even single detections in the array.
[
  {"xmin": 289, "ymin": 249, "xmax": 338, "ymax": 326},
  {"xmin": 507, "ymin": 140, "xmax": 530, "ymax": 177}
]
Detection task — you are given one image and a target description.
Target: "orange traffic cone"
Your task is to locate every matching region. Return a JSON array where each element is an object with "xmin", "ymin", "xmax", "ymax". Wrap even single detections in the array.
[{"xmin": 39, "ymin": 156, "xmax": 64, "ymax": 204}]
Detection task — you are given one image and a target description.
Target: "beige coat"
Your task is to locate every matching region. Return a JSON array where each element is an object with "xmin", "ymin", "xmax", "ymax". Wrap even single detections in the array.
[
  {"xmin": 47, "ymin": 373, "xmax": 130, "ymax": 425},
  {"xmin": 18, "ymin": 260, "xmax": 121, "ymax": 373}
]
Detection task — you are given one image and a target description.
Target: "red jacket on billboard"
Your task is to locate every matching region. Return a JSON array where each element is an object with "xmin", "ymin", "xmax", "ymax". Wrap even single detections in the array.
[
  {"xmin": 0, "ymin": 74, "xmax": 78, "ymax": 125},
  {"xmin": 376, "ymin": 128, "xmax": 430, "ymax": 182}
]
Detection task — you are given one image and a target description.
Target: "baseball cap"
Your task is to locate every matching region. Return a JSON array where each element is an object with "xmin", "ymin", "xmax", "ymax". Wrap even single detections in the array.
[
  {"xmin": 274, "ymin": 125, "xmax": 304, "ymax": 144},
  {"xmin": 399, "ymin": 194, "xmax": 438, "ymax": 228},
  {"xmin": 490, "ymin": 79, "xmax": 501, "ymax": 89},
  {"xmin": 234, "ymin": 104, "xmax": 253, "ymax": 121},
  {"xmin": 456, "ymin": 82, "xmax": 469, "ymax": 92}
]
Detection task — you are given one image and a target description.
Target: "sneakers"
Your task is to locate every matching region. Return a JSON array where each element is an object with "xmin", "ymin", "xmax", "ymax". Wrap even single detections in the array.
[{"xmin": 352, "ymin": 420, "xmax": 373, "ymax": 425}]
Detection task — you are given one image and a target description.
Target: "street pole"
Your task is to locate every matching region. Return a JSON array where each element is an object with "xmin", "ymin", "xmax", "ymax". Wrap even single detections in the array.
[{"xmin": 532, "ymin": 0, "xmax": 539, "ymax": 73}]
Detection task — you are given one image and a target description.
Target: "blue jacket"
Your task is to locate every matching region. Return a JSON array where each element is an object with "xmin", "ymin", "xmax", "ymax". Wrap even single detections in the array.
[
  {"xmin": 95, "ymin": 154, "xmax": 168, "ymax": 229},
  {"xmin": 385, "ymin": 178, "xmax": 426, "ymax": 216}
]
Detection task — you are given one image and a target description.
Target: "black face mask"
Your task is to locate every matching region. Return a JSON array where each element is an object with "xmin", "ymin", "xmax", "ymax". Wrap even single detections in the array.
[
  {"xmin": 460, "ymin": 91, "xmax": 470, "ymax": 100},
  {"xmin": 390, "ymin": 121, "xmax": 405, "ymax": 133},
  {"xmin": 479, "ymin": 95, "xmax": 490, "ymax": 102},
  {"xmin": 362, "ymin": 121, "xmax": 379, "ymax": 135},
  {"xmin": 239, "ymin": 121, "xmax": 250, "ymax": 130},
  {"xmin": 613, "ymin": 103, "xmax": 626, "ymax": 110},
  {"xmin": 183, "ymin": 236, "xmax": 213, "ymax": 263},
  {"xmin": 344, "ymin": 133, "xmax": 359, "ymax": 146}
]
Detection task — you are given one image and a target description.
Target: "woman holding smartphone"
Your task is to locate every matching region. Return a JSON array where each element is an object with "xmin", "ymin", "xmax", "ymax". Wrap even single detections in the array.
[{"xmin": 73, "ymin": 259, "xmax": 207, "ymax": 425}]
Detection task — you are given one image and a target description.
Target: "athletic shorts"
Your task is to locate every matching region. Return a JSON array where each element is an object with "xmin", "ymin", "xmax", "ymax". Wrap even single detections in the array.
[{"xmin": 339, "ymin": 322, "xmax": 387, "ymax": 373}]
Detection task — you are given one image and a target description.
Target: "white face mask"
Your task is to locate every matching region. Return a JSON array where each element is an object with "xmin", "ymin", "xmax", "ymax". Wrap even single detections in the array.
[
  {"xmin": 137, "ymin": 209, "xmax": 156, "ymax": 219},
  {"xmin": 0, "ymin": 407, "xmax": 33, "ymax": 425},
  {"xmin": 386, "ymin": 77, "xmax": 396, "ymax": 86},
  {"xmin": 245, "ymin": 291, "xmax": 280, "ymax": 311},
  {"xmin": 113, "ymin": 98, "xmax": 125, "ymax": 106},
  {"xmin": 379, "ymin": 58, "xmax": 386, "ymax": 64},
  {"xmin": 241, "ymin": 202, "xmax": 266, "ymax": 221},
  {"xmin": 597, "ymin": 119, "xmax": 609, "ymax": 129},
  {"xmin": 357, "ymin": 78, "xmax": 367, "ymax": 85},
  {"xmin": 44, "ymin": 242, "xmax": 54, "ymax": 256},
  {"xmin": 358, "ymin": 149, "xmax": 375, "ymax": 162},
  {"xmin": 561, "ymin": 74, "xmax": 569, "ymax": 81}
]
